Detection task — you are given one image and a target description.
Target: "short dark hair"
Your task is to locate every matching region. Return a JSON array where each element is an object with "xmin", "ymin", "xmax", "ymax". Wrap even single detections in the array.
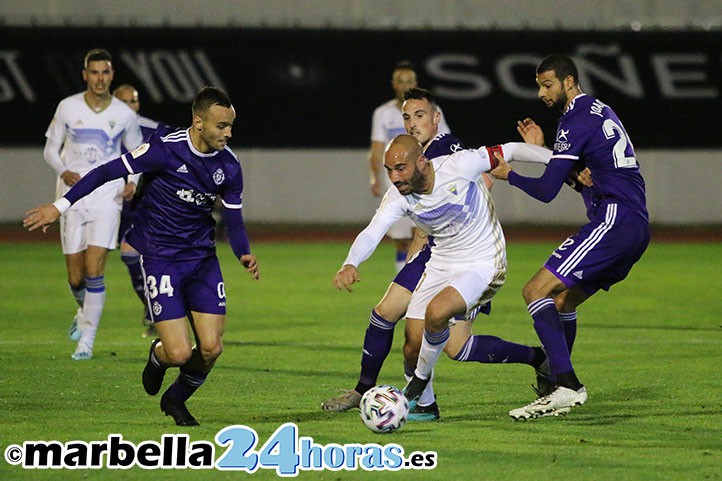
[
  {"xmin": 393, "ymin": 60, "xmax": 415, "ymax": 73},
  {"xmin": 84, "ymin": 48, "xmax": 112, "ymax": 68},
  {"xmin": 537, "ymin": 53, "xmax": 579, "ymax": 84},
  {"xmin": 192, "ymin": 86, "xmax": 232, "ymax": 115},
  {"xmin": 403, "ymin": 87, "xmax": 438, "ymax": 107}
]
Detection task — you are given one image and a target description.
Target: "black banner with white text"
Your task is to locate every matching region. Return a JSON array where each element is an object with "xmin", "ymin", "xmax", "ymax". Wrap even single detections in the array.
[{"xmin": 1, "ymin": 27, "xmax": 720, "ymax": 147}]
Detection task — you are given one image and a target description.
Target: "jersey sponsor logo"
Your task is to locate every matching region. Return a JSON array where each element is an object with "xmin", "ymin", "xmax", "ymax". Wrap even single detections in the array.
[
  {"xmin": 554, "ymin": 129, "xmax": 571, "ymax": 152},
  {"xmin": 176, "ymin": 164, "xmax": 188, "ymax": 173},
  {"xmin": 130, "ymin": 142, "xmax": 150, "ymax": 159},
  {"xmin": 213, "ymin": 168, "xmax": 225, "ymax": 185},
  {"xmin": 176, "ymin": 188, "xmax": 217, "ymax": 206},
  {"xmin": 450, "ymin": 142, "xmax": 463, "ymax": 152}
]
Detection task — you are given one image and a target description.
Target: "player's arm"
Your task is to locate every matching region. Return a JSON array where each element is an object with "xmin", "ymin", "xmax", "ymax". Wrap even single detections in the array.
[
  {"xmin": 221, "ymin": 182, "xmax": 259, "ymax": 281},
  {"xmin": 405, "ymin": 228, "xmax": 429, "ymax": 261},
  {"xmin": 491, "ymin": 155, "xmax": 578, "ymax": 203},
  {"xmin": 121, "ymin": 114, "xmax": 145, "ymax": 200},
  {"xmin": 334, "ymin": 193, "xmax": 403, "ymax": 291},
  {"xmin": 368, "ymin": 140, "xmax": 386, "ymax": 197},
  {"xmin": 25, "ymin": 144, "xmax": 161, "ymax": 231},
  {"xmin": 43, "ymin": 136, "xmax": 80, "ymax": 187}
]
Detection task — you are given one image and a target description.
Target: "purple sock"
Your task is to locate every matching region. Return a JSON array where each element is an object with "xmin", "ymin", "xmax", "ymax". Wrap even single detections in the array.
[
  {"xmin": 453, "ymin": 335, "xmax": 534, "ymax": 364},
  {"xmin": 560, "ymin": 311, "xmax": 577, "ymax": 354},
  {"xmin": 358, "ymin": 310, "xmax": 395, "ymax": 386},
  {"xmin": 166, "ymin": 367, "xmax": 207, "ymax": 404},
  {"xmin": 528, "ymin": 298, "xmax": 574, "ymax": 376}
]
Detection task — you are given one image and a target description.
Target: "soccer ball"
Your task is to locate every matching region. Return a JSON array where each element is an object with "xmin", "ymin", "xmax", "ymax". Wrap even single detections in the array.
[{"xmin": 359, "ymin": 385, "xmax": 409, "ymax": 433}]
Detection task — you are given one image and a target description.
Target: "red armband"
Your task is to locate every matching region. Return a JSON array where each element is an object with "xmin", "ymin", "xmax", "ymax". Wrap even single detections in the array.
[{"xmin": 485, "ymin": 144, "xmax": 504, "ymax": 170}]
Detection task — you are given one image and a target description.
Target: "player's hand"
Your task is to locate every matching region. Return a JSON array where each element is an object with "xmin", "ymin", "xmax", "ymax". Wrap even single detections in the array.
[
  {"xmin": 121, "ymin": 182, "xmax": 137, "ymax": 201},
  {"xmin": 577, "ymin": 167, "xmax": 593, "ymax": 187},
  {"xmin": 489, "ymin": 152, "xmax": 512, "ymax": 181},
  {"xmin": 334, "ymin": 264, "xmax": 359, "ymax": 292},
  {"xmin": 60, "ymin": 170, "xmax": 81, "ymax": 187},
  {"xmin": 23, "ymin": 204, "xmax": 61, "ymax": 232},
  {"xmin": 240, "ymin": 254, "xmax": 259, "ymax": 280},
  {"xmin": 517, "ymin": 118, "xmax": 545, "ymax": 147}
]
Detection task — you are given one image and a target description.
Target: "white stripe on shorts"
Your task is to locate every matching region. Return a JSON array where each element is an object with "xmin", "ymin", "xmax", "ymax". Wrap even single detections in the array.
[{"xmin": 558, "ymin": 203, "xmax": 617, "ymax": 278}]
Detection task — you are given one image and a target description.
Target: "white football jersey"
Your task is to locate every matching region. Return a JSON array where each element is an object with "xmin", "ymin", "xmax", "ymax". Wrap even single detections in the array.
[
  {"xmin": 344, "ymin": 148, "xmax": 505, "ymax": 268},
  {"xmin": 46, "ymin": 92, "xmax": 143, "ymax": 208}
]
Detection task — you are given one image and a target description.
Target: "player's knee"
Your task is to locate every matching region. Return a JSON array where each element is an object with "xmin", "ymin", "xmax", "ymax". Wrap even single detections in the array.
[
  {"xmin": 163, "ymin": 345, "xmax": 193, "ymax": 366},
  {"xmin": 199, "ymin": 341, "xmax": 223, "ymax": 365},
  {"xmin": 521, "ymin": 282, "xmax": 543, "ymax": 304},
  {"xmin": 424, "ymin": 304, "xmax": 448, "ymax": 331}
]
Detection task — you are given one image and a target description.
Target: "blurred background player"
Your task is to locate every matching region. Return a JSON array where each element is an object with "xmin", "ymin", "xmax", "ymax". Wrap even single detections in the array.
[
  {"xmin": 113, "ymin": 84, "xmax": 168, "ymax": 337},
  {"xmin": 367, "ymin": 61, "xmax": 450, "ymax": 272},
  {"xmin": 25, "ymin": 86, "xmax": 260, "ymax": 426},
  {"xmin": 43, "ymin": 48, "xmax": 143, "ymax": 360}
]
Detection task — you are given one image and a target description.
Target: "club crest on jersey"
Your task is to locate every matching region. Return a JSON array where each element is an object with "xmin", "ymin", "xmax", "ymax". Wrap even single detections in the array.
[
  {"xmin": 109, "ymin": 120, "xmax": 116, "ymax": 129},
  {"xmin": 213, "ymin": 168, "xmax": 225, "ymax": 185},
  {"xmin": 447, "ymin": 183, "xmax": 458, "ymax": 195},
  {"xmin": 152, "ymin": 301, "xmax": 162, "ymax": 316}
]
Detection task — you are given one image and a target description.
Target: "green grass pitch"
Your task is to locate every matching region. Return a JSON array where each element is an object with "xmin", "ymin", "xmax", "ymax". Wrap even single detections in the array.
[{"xmin": 0, "ymin": 238, "xmax": 720, "ymax": 480}]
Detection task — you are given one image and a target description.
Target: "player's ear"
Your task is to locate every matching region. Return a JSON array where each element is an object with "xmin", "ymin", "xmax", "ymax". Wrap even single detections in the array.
[
  {"xmin": 432, "ymin": 111, "xmax": 441, "ymax": 126},
  {"xmin": 192, "ymin": 114, "xmax": 202, "ymax": 131}
]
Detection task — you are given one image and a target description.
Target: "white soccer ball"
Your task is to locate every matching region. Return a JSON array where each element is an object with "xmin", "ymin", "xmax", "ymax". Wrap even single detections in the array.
[{"xmin": 359, "ymin": 385, "xmax": 409, "ymax": 433}]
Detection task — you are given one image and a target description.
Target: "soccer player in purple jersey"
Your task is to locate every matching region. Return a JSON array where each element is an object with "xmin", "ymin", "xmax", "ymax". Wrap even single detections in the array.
[
  {"xmin": 322, "ymin": 88, "xmax": 551, "ymax": 420},
  {"xmin": 114, "ymin": 84, "xmax": 171, "ymax": 338},
  {"xmin": 25, "ymin": 87, "xmax": 259, "ymax": 426},
  {"xmin": 490, "ymin": 54, "xmax": 650, "ymax": 419}
]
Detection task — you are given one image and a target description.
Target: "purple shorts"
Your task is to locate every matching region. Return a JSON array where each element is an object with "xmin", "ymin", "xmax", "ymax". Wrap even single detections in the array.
[
  {"xmin": 140, "ymin": 255, "xmax": 226, "ymax": 322},
  {"xmin": 393, "ymin": 244, "xmax": 431, "ymax": 292},
  {"xmin": 545, "ymin": 202, "xmax": 650, "ymax": 296}
]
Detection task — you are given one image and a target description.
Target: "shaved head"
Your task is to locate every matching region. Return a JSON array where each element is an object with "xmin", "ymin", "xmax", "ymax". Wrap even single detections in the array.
[{"xmin": 385, "ymin": 134, "xmax": 423, "ymax": 161}]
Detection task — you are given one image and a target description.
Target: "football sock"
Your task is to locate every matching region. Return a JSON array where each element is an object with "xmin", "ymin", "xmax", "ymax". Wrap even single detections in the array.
[
  {"xmin": 528, "ymin": 298, "xmax": 576, "ymax": 383},
  {"xmin": 149, "ymin": 342, "xmax": 167, "ymax": 370},
  {"xmin": 69, "ymin": 282, "xmax": 86, "ymax": 308},
  {"xmin": 357, "ymin": 310, "xmax": 395, "ymax": 387},
  {"xmin": 395, "ymin": 251, "xmax": 406, "ymax": 273},
  {"xmin": 79, "ymin": 276, "xmax": 105, "ymax": 348},
  {"xmin": 453, "ymin": 335, "xmax": 535, "ymax": 364},
  {"xmin": 166, "ymin": 367, "xmax": 207, "ymax": 404},
  {"xmin": 120, "ymin": 250, "xmax": 146, "ymax": 304},
  {"xmin": 415, "ymin": 328, "xmax": 450, "ymax": 381},
  {"xmin": 559, "ymin": 310, "xmax": 578, "ymax": 354}
]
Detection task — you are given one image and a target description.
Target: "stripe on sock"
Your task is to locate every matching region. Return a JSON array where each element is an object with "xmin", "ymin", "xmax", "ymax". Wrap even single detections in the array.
[
  {"xmin": 85, "ymin": 276, "xmax": 105, "ymax": 293},
  {"xmin": 423, "ymin": 328, "xmax": 450, "ymax": 346},
  {"xmin": 369, "ymin": 309, "xmax": 395, "ymax": 330},
  {"xmin": 528, "ymin": 297, "xmax": 555, "ymax": 316}
]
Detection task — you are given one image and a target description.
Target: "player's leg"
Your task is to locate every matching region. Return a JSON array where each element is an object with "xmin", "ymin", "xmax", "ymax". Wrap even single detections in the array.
[
  {"xmin": 553, "ymin": 288, "xmax": 590, "ymax": 355},
  {"xmin": 160, "ymin": 311, "xmax": 224, "ymax": 426},
  {"xmin": 157, "ymin": 256, "xmax": 226, "ymax": 426},
  {"xmin": 72, "ymin": 245, "xmax": 110, "ymax": 360},
  {"xmin": 61, "ymin": 209, "xmax": 87, "ymax": 342},
  {"xmin": 64, "ymin": 252, "xmax": 86, "ymax": 342},
  {"xmin": 120, "ymin": 240, "xmax": 152, "ymax": 333},
  {"xmin": 321, "ymin": 282, "xmax": 408, "ymax": 412},
  {"xmin": 403, "ymin": 318, "xmax": 439, "ymax": 420}
]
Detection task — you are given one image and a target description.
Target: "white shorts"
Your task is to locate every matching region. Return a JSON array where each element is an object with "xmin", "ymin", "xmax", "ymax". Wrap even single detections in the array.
[
  {"xmin": 406, "ymin": 261, "xmax": 506, "ymax": 322},
  {"xmin": 60, "ymin": 206, "xmax": 121, "ymax": 254}
]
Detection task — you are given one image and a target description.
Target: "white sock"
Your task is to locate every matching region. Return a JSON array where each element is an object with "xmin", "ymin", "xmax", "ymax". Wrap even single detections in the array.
[
  {"xmin": 79, "ymin": 276, "xmax": 105, "ymax": 349},
  {"xmin": 415, "ymin": 328, "xmax": 450, "ymax": 381}
]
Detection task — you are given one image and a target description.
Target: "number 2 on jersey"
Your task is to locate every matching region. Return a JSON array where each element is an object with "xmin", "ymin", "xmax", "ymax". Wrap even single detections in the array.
[{"xmin": 602, "ymin": 119, "xmax": 637, "ymax": 169}]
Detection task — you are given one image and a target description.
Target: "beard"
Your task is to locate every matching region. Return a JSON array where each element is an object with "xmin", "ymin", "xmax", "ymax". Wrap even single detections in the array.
[{"xmin": 551, "ymin": 90, "xmax": 568, "ymax": 111}]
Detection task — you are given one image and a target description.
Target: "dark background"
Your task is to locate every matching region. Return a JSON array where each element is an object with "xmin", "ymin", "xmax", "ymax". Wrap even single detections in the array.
[{"xmin": 2, "ymin": 27, "xmax": 720, "ymax": 148}]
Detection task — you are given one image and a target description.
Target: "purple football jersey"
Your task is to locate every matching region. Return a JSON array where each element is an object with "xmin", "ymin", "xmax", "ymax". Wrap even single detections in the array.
[{"xmin": 552, "ymin": 94, "xmax": 648, "ymax": 222}]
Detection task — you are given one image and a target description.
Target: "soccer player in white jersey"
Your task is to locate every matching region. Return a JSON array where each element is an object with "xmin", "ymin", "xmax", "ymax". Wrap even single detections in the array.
[
  {"xmin": 43, "ymin": 49, "xmax": 143, "ymax": 360},
  {"xmin": 368, "ymin": 62, "xmax": 451, "ymax": 272},
  {"xmin": 335, "ymin": 134, "xmax": 553, "ymax": 409}
]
